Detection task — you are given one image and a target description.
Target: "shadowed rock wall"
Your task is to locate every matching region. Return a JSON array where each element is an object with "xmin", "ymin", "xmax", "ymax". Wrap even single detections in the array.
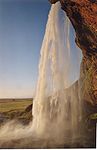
[{"xmin": 50, "ymin": 0, "xmax": 97, "ymax": 105}]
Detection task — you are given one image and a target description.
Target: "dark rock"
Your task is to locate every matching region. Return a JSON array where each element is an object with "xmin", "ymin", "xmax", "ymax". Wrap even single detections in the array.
[
  {"xmin": 25, "ymin": 104, "xmax": 32, "ymax": 112},
  {"xmin": 49, "ymin": 0, "xmax": 59, "ymax": 4}
]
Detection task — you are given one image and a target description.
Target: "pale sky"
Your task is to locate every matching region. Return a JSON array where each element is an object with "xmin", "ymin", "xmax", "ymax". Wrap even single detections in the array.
[{"xmin": 0, "ymin": 0, "xmax": 82, "ymax": 98}]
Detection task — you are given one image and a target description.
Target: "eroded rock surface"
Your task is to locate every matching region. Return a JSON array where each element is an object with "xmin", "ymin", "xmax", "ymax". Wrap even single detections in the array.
[{"xmin": 50, "ymin": 0, "xmax": 97, "ymax": 105}]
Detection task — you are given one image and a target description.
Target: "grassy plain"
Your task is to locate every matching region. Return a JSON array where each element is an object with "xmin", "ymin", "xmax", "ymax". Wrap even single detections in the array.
[
  {"xmin": 0, "ymin": 98, "xmax": 32, "ymax": 112},
  {"xmin": 0, "ymin": 98, "xmax": 33, "ymax": 125}
]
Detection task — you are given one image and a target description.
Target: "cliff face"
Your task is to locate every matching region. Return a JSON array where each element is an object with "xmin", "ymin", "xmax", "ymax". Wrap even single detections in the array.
[{"xmin": 50, "ymin": 0, "xmax": 97, "ymax": 105}]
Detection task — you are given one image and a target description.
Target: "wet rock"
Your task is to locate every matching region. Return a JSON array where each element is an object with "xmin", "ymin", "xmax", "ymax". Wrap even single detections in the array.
[
  {"xmin": 25, "ymin": 104, "xmax": 32, "ymax": 112},
  {"xmin": 49, "ymin": 0, "xmax": 59, "ymax": 4}
]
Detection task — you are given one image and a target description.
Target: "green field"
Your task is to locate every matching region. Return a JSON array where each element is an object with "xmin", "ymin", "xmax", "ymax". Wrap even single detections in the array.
[{"xmin": 0, "ymin": 99, "xmax": 32, "ymax": 112}]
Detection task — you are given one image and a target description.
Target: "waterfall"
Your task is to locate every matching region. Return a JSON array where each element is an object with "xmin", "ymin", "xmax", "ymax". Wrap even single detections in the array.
[
  {"xmin": 32, "ymin": 2, "xmax": 82, "ymax": 145},
  {"xmin": 0, "ymin": 2, "xmax": 83, "ymax": 147}
]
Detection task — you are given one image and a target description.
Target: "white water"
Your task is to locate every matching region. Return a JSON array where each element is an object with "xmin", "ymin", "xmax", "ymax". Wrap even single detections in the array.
[
  {"xmin": 32, "ymin": 1, "xmax": 82, "ymax": 144},
  {"xmin": 0, "ymin": 2, "xmax": 82, "ymax": 147}
]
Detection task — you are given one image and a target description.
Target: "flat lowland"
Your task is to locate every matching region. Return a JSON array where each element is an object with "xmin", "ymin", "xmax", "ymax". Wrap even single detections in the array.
[
  {"xmin": 0, "ymin": 98, "xmax": 33, "ymax": 125},
  {"xmin": 0, "ymin": 98, "xmax": 32, "ymax": 112}
]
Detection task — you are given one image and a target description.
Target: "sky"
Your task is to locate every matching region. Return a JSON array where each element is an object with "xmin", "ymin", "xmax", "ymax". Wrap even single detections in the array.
[{"xmin": 0, "ymin": 0, "xmax": 82, "ymax": 98}]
